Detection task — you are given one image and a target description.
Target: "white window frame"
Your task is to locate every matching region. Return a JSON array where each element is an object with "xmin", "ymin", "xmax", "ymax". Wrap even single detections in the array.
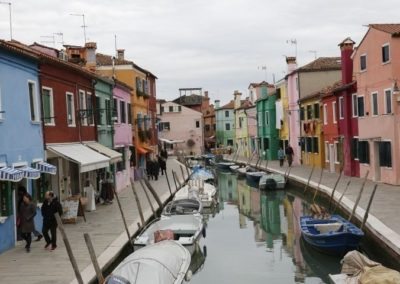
[
  {"xmin": 334, "ymin": 141, "xmax": 339, "ymax": 164},
  {"xmin": 265, "ymin": 111, "xmax": 269, "ymax": 125},
  {"xmin": 325, "ymin": 141, "xmax": 329, "ymax": 162},
  {"xmin": 360, "ymin": 54, "xmax": 367, "ymax": 72},
  {"xmin": 323, "ymin": 104, "xmax": 327, "ymax": 125},
  {"xmin": 339, "ymin": 97, "xmax": 344, "ymax": 120},
  {"xmin": 79, "ymin": 90, "xmax": 87, "ymax": 125},
  {"xmin": 0, "ymin": 85, "xmax": 3, "ymax": 121},
  {"xmin": 382, "ymin": 43, "xmax": 390, "ymax": 64},
  {"xmin": 42, "ymin": 87, "xmax": 55, "ymax": 126},
  {"xmin": 66, "ymin": 92, "xmax": 76, "ymax": 127},
  {"xmin": 28, "ymin": 80, "xmax": 40, "ymax": 123},
  {"xmin": 371, "ymin": 92, "xmax": 378, "ymax": 116},
  {"xmin": 258, "ymin": 111, "xmax": 263, "ymax": 126},
  {"xmin": 384, "ymin": 88, "xmax": 392, "ymax": 114},
  {"xmin": 332, "ymin": 101, "xmax": 337, "ymax": 124},
  {"xmin": 352, "ymin": 93, "xmax": 358, "ymax": 117},
  {"xmin": 86, "ymin": 92, "xmax": 94, "ymax": 126},
  {"xmin": 357, "ymin": 95, "xmax": 365, "ymax": 117}
]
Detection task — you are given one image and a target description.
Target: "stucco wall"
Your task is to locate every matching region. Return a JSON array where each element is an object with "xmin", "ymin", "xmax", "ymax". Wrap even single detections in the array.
[{"xmin": 299, "ymin": 70, "xmax": 341, "ymax": 98}]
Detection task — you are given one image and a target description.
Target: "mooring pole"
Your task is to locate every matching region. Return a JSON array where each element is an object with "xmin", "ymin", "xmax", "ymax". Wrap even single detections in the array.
[
  {"xmin": 130, "ymin": 178, "xmax": 145, "ymax": 226},
  {"xmin": 360, "ymin": 184, "xmax": 378, "ymax": 231},
  {"xmin": 139, "ymin": 178, "xmax": 156, "ymax": 217},
  {"xmin": 303, "ymin": 166, "xmax": 315, "ymax": 194},
  {"xmin": 84, "ymin": 233, "xmax": 105, "ymax": 283},
  {"xmin": 113, "ymin": 186, "xmax": 134, "ymax": 250},
  {"xmin": 328, "ymin": 171, "xmax": 343, "ymax": 212}
]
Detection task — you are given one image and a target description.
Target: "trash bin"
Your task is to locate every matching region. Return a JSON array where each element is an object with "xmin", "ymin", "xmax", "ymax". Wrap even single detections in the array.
[{"xmin": 84, "ymin": 185, "xmax": 96, "ymax": 211}]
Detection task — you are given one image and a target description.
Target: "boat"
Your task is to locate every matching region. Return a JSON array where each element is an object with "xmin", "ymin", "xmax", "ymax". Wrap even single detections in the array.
[
  {"xmin": 174, "ymin": 183, "xmax": 217, "ymax": 208},
  {"xmin": 300, "ymin": 214, "xmax": 364, "ymax": 255},
  {"xmin": 216, "ymin": 161, "xmax": 235, "ymax": 171},
  {"xmin": 162, "ymin": 198, "xmax": 203, "ymax": 216},
  {"xmin": 259, "ymin": 173, "xmax": 286, "ymax": 190},
  {"xmin": 134, "ymin": 214, "xmax": 205, "ymax": 254},
  {"xmin": 105, "ymin": 240, "xmax": 191, "ymax": 284},
  {"xmin": 190, "ymin": 165, "xmax": 215, "ymax": 182},
  {"xmin": 245, "ymin": 171, "xmax": 265, "ymax": 186}
]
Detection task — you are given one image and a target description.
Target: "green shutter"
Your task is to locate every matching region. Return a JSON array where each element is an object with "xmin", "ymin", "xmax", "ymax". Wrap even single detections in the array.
[{"xmin": 43, "ymin": 91, "xmax": 51, "ymax": 124}]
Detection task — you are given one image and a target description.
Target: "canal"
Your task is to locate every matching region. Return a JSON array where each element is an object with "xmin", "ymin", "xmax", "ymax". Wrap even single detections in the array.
[{"xmin": 189, "ymin": 171, "xmax": 344, "ymax": 284}]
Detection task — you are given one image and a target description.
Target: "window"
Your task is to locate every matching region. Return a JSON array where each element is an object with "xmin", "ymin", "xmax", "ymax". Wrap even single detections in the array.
[
  {"xmin": 352, "ymin": 94, "xmax": 358, "ymax": 117},
  {"xmin": 384, "ymin": 89, "xmax": 392, "ymax": 114},
  {"xmin": 105, "ymin": 99, "xmax": 111, "ymax": 125},
  {"xmin": 306, "ymin": 105, "xmax": 313, "ymax": 120},
  {"xmin": 116, "ymin": 148, "xmax": 126, "ymax": 172},
  {"xmin": 339, "ymin": 97, "xmax": 344, "ymax": 119},
  {"xmin": 66, "ymin": 92, "xmax": 75, "ymax": 126},
  {"xmin": 265, "ymin": 111, "xmax": 269, "ymax": 125},
  {"xmin": 312, "ymin": 137, "xmax": 319, "ymax": 153},
  {"xmin": 225, "ymin": 110, "xmax": 229, "ymax": 117},
  {"xmin": 371, "ymin": 92, "xmax": 378, "ymax": 116},
  {"xmin": 195, "ymin": 120, "xmax": 200, "ymax": 128},
  {"xmin": 86, "ymin": 93, "xmax": 94, "ymax": 125},
  {"xmin": 205, "ymin": 125, "xmax": 210, "ymax": 131},
  {"xmin": 79, "ymin": 90, "xmax": 87, "ymax": 125},
  {"xmin": 263, "ymin": 137, "xmax": 269, "ymax": 150},
  {"xmin": 306, "ymin": 137, "xmax": 312, "ymax": 153},
  {"xmin": 334, "ymin": 142, "xmax": 339, "ymax": 163},
  {"xmin": 225, "ymin": 123, "xmax": 230, "ymax": 131},
  {"xmin": 95, "ymin": 96, "xmax": 102, "ymax": 125},
  {"xmin": 169, "ymin": 106, "xmax": 173, "ymax": 112},
  {"xmin": 382, "ymin": 44, "xmax": 390, "ymax": 64},
  {"xmin": 357, "ymin": 96, "xmax": 365, "ymax": 117},
  {"xmin": 301, "ymin": 137, "xmax": 305, "ymax": 152},
  {"xmin": 379, "ymin": 141, "xmax": 392, "ymax": 167},
  {"xmin": 42, "ymin": 87, "xmax": 54, "ymax": 125},
  {"xmin": 227, "ymin": 139, "xmax": 233, "ymax": 146},
  {"xmin": 360, "ymin": 54, "xmax": 366, "ymax": 71},
  {"xmin": 300, "ymin": 107, "xmax": 305, "ymax": 121},
  {"xmin": 120, "ymin": 101, "xmax": 126, "ymax": 123},
  {"xmin": 314, "ymin": 103, "xmax": 320, "ymax": 119},
  {"xmin": 28, "ymin": 81, "xmax": 39, "ymax": 122},
  {"xmin": 351, "ymin": 138, "xmax": 359, "ymax": 160},
  {"xmin": 358, "ymin": 141, "xmax": 369, "ymax": 164},
  {"xmin": 258, "ymin": 112, "xmax": 263, "ymax": 126},
  {"xmin": 325, "ymin": 142, "xmax": 329, "ymax": 162},
  {"xmin": 127, "ymin": 103, "xmax": 132, "ymax": 124},
  {"xmin": 332, "ymin": 101, "xmax": 337, "ymax": 123},
  {"xmin": 323, "ymin": 104, "xmax": 328, "ymax": 125},
  {"xmin": 159, "ymin": 122, "xmax": 170, "ymax": 131}
]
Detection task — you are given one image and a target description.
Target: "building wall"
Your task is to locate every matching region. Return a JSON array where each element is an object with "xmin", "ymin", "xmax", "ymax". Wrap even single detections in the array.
[
  {"xmin": 287, "ymin": 72, "xmax": 301, "ymax": 165},
  {"xmin": 95, "ymin": 79, "xmax": 113, "ymax": 148},
  {"xmin": 257, "ymin": 95, "xmax": 279, "ymax": 160},
  {"xmin": 247, "ymin": 106, "xmax": 257, "ymax": 154},
  {"xmin": 322, "ymin": 94, "xmax": 340, "ymax": 173},
  {"xmin": 277, "ymin": 80, "xmax": 289, "ymax": 143},
  {"xmin": 215, "ymin": 108, "xmax": 235, "ymax": 147},
  {"xmin": 235, "ymin": 109, "xmax": 249, "ymax": 157},
  {"xmin": 299, "ymin": 70, "xmax": 341, "ymax": 99}
]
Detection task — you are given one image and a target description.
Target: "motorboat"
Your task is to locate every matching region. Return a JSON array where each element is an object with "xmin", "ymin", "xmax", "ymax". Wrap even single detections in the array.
[
  {"xmin": 175, "ymin": 182, "xmax": 217, "ymax": 208},
  {"xmin": 300, "ymin": 214, "xmax": 364, "ymax": 255},
  {"xmin": 162, "ymin": 198, "xmax": 203, "ymax": 216},
  {"xmin": 259, "ymin": 173, "xmax": 286, "ymax": 190},
  {"xmin": 134, "ymin": 214, "xmax": 205, "ymax": 254},
  {"xmin": 216, "ymin": 161, "xmax": 235, "ymax": 171},
  {"xmin": 245, "ymin": 171, "xmax": 265, "ymax": 185},
  {"xmin": 190, "ymin": 165, "xmax": 215, "ymax": 182},
  {"xmin": 105, "ymin": 240, "xmax": 191, "ymax": 284}
]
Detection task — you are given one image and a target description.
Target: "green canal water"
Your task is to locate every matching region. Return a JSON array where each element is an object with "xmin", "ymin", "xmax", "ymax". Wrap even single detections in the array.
[{"xmin": 189, "ymin": 171, "xmax": 343, "ymax": 284}]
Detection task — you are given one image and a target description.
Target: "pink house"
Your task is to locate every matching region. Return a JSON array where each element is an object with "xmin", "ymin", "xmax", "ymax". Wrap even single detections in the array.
[
  {"xmin": 113, "ymin": 80, "xmax": 134, "ymax": 192},
  {"xmin": 353, "ymin": 24, "xmax": 400, "ymax": 185}
]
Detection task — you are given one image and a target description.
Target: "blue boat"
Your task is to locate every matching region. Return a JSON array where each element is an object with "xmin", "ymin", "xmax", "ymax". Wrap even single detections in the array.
[
  {"xmin": 245, "ymin": 171, "xmax": 265, "ymax": 186},
  {"xmin": 300, "ymin": 214, "xmax": 364, "ymax": 255}
]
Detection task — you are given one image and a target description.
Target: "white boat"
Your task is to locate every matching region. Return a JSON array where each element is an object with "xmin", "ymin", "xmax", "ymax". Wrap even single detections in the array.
[
  {"xmin": 175, "ymin": 183, "xmax": 217, "ymax": 208},
  {"xmin": 162, "ymin": 198, "xmax": 203, "ymax": 216},
  {"xmin": 105, "ymin": 240, "xmax": 191, "ymax": 284},
  {"xmin": 134, "ymin": 214, "xmax": 205, "ymax": 254},
  {"xmin": 259, "ymin": 173, "xmax": 286, "ymax": 190}
]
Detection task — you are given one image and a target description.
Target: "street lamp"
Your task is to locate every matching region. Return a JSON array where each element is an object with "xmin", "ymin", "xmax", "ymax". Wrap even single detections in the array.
[{"xmin": 0, "ymin": 1, "xmax": 12, "ymax": 40}]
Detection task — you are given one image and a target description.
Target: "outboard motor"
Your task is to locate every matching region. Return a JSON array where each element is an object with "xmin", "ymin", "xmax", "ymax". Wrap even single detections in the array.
[{"xmin": 265, "ymin": 178, "xmax": 277, "ymax": 190}]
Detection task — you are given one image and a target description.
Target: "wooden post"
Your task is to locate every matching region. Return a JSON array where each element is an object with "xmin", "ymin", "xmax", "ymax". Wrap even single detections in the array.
[
  {"xmin": 143, "ymin": 177, "xmax": 163, "ymax": 208},
  {"xmin": 55, "ymin": 213, "xmax": 84, "ymax": 284},
  {"xmin": 333, "ymin": 179, "xmax": 351, "ymax": 213},
  {"xmin": 173, "ymin": 170, "xmax": 181, "ymax": 188},
  {"xmin": 139, "ymin": 179, "xmax": 156, "ymax": 216},
  {"xmin": 113, "ymin": 186, "xmax": 134, "ymax": 250},
  {"xmin": 328, "ymin": 171, "xmax": 342, "ymax": 212},
  {"xmin": 172, "ymin": 170, "xmax": 179, "ymax": 190},
  {"xmin": 84, "ymin": 233, "xmax": 105, "ymax": 284},
  {"xmin": 130, "ymin": 178, "xmax": 145, "ymax": 226},
  {"xmin": 349, "ymin": 171, "xmax": 369, "ymax": 222},
  {"xmin": 312, "ymin": 168, "xmax": 324, "ymax": 203},
  {"xmin": 165, "ymin": 171, "xmax": 173, "ymax": 194},
  {"xmin": 264, "ymin": 157, "xmax": 269, "ymax": 171},
  {"xmin": 284, "ymin": 166, "xmax": 292, "ymax": 181},
  {"xmin": 180, "ymin": 164, "xmax": 187, "ymax": 182},
  {"xmin": 360, "ymin": 184, "xmax": 378, "ymax": 230},
  {"xmin": 303, "ymin": 166, "xmax": 315, "ymax": 193}
]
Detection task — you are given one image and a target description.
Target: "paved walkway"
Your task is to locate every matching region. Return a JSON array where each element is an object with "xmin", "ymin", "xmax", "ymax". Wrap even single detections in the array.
[
  {"xmin": 226, "ymin": 154, "xmax": 400, "ymax": 258},
  {"xmin": 0, "ymin": 158, "xmax": 189, "ymax": 284}
]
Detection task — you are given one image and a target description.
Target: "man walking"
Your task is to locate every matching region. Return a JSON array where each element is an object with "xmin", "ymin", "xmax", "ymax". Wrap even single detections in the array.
[
  {"xmin": 278, "ymin": 147, "xmax": 285, "ymax": 167},
  {"xmin": 285, "ymin": 145, "xmax": 294, "ymax": 167},
  {"xmin": 41, "ymin": 191, "xmax": 63, "ymax": 251}
]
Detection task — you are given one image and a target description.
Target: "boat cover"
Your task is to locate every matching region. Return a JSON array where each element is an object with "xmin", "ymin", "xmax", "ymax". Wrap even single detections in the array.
[
  {"xmin": 190, "ymin": 166, "xmax": 214, "ymax": 180},
  {"xmin": 108, "ymin": 241, "xmax": 190, "ymax": 284}
]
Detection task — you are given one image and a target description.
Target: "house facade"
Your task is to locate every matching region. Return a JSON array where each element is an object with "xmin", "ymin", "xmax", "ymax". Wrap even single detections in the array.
[
  {"xmin": 215, "ymin": 100, "xmax": 235, "ymax": 148},
  {"xmin": 203, "ymin": 103, "xmax": 216, "ymax": 151},
  {"xmin": 275, "ymin": 79, "xmax": 289, "ymax": 149},
  {"xmin": 234, "ymin": 91, "xmax": 251, "ymax": 158}
]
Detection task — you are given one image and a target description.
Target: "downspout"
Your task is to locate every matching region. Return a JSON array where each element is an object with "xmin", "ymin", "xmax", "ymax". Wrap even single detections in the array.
[{"xmin": 297, "ymin": 72, "xmax": 302, "ymax": 164}]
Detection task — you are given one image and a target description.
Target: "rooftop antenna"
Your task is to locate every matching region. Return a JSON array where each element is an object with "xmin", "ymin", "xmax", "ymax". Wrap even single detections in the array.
[
  {"xmin": 286, "ymin": 38, "xmax": 297, "ymax": 57},
  {"xmin": 55, "ymin": 32, "xmax": 64, "ymax": 46},
  {"xmin": 309, "ymin": 50, "xmax": 317, "ymax": 59},
  {"xmin": 0, "ymin": 1, "xmax": 12, "ymax": 40},
  {"xmin": 258, "ymin": 65, "xmax": 267, "ymax": 81},
  {"xmin": 70, "ymin": 13, "xmax": 87, "ymax": 44},
  {"xmin": 40, "ymin": 35, "xmax": 56, "ymax": 47}
]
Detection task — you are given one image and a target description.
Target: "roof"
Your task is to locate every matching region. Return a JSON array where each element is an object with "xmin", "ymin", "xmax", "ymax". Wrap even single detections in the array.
[
  {"xmin": 236, "ymin": 99, "xmax": 254, "ymax": 110},
  {"xmin": 0, "ymin": 40, "xmax": 39, "ymax": 61},
  {"xmin": 369, "ymin": 24, "xmax": 400, "ymax": 36},
  {"xmin": 172, "ymin": 94, "xmax": 205, "ymax": 106},
  {"xmin": 218, "ymin": 100, "xmax": 235, "ymax": 110},
  {"xmin": 248, "ymin": 81, "xmax": 275, "ymax": 89},
  {"xmin": 96, "ymin": 53, "xmax": 157, "ymax": 79},
  {"xmin": 297, "ymin": 57, "xmax": 341, "ymax": 72}
]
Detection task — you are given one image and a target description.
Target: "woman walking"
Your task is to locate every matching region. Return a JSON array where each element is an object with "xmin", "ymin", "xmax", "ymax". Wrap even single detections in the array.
[{"xmin": 19, "ymin": 193, "xmax": 36, "ymax": 252}]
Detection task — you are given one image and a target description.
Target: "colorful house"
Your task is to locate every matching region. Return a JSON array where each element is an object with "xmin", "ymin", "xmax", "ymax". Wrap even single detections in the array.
[
  {"xmin": 203, "ymin": 102, "xmax": 216, "ymax": 151},
  {"xmin": 275, "ymin": 78, "xmax": 289, "ymax": 149},
  {"xmin": 353, "ymin": 24, "xmax": 400, "ymax": 185},
  {"xmin": 234, "ymin": 91, "xmax": 252, "ymax": 158},
  {"xmin": 215, "ymin": 100, "xmax": 235, "ymax": 148},
  {"xmin": 0, "ymin": 41, "xmax": 45, "ymax": 253}
]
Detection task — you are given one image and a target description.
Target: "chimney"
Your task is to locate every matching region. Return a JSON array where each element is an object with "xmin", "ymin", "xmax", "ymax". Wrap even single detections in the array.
[
  {"xmin": 117, "ymin": 49, "xmax": 125, "ymax": 61},
  {"xmin": 286, "ymin": 56, "xmax": 297, "ymax": 73},
  {"xmin": 214, "ymin": 100, "xmax": 220, "ymax": 108},
  {"xmin": 233, "ymin": 90, "xmax": 242, "ymax": 109},
  {"xmin": 204, "ymin": 91, "xmax": 209, "ymax": 98},
  {"xmin": 85, "ymin": 42, "xmax": 97, "ymax": 71},
  {"xmin": 339, "ymin": 37, "xmax": 355, "ymax": 85}
]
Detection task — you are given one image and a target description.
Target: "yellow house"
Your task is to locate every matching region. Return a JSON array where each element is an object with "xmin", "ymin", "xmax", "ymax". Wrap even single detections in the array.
[
  {"xmin": 299, "ymin": 92, "xmax": 324, "ymax": 168},
  {"xmin": 275, "ymin": 79, "xmax": 289, "ymax": 148},
  {"xmin": 96, "ymin": 50, "xmax": 156, "ymax": 174}
]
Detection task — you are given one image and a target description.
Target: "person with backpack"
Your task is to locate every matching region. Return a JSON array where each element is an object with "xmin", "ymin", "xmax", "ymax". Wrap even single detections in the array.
[{"xmin": 41, "ymin": 191, "xmax": 63, "ymax": 251}]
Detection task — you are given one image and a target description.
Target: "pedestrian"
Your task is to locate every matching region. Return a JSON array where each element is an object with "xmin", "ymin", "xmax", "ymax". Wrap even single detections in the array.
[
  {"xmin": 158, "ymin": 155, "xmax": 166, "ymax": 175},
  {"xmin": 153, "ymin": 158, "xmax": 160, "ymax": 180},
  {"xmin": 17, "ymin": 186, "xmax": 43, "ymax": 242},
  {"xmin": 285, "ymin": 145, "xmax": 294, "ymax": 167},
  {"xmin": 105, "ymin": 172, "xmax": 114, "ymax": 204},
  {"xmin": 19, "ymin": 193, "xmax": 36, "ymax": 252},
  {"xmin": 146, "ymin": 159, "xmax": 153, "ymax": 180},
  {"xmin": 41, "ymin": 191, "xmax": 63, "ymax": 251},
  {"xmin": 278, "ymin": 147, "xmax": 285, "ymax": 167}
]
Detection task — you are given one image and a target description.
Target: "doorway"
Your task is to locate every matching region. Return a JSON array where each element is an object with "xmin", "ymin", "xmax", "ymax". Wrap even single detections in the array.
[
  {"xmin": 373, "ymin": 141, "xmax": 381, "ymax": 182},
  {"xmin": 329, "ymin": 144, "xmax": 335, "ymax": 173}
]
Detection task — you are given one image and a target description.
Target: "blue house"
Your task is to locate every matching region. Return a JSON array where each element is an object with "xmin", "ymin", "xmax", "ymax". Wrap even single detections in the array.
[{"xmin": 0, "ymin": 41, "xmax": 47, "ymax": 254}]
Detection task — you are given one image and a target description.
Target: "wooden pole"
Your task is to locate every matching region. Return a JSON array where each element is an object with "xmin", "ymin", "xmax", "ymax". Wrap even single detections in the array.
[
  {"xmin": 139, "ymin": 179, "xmax": 156, "ymax": 217},
  {"xmin": 312, "ymin": 168, "xmax": 324, "ymax": 203},
  {"xmin": 55, "ymin": 213, "xmax": 84, "ymax": 284},
  {"xmin": 171, "ymin": 170, "xmax": 179, "ymax": 190},
  {"xmin": 180, "ymin": 164, "xmax": 187, "ymax": 182},
  {"xmin": 113, "ymin": 186, "xmax": 134, "ymax": 250},
  {"xmin": 284, "ymin": 166, "xmax": 292, "ymax": 181},
  {"xmin": 173, "ymin": 170, "xmax": 181, "ymax": 188},
  {"xmin": 349, "ymin": 171, "xmax": 369, "ymax": 222},
  {"xmin": 303, "ymin": 166, "xmax": 315, "ymax": 193},
  {"xmin": 328, "ymin": 171, "xmax": 343, "ymax": 212},
  {"xmin": 130, "ymin": 178, "xmax": 145, "ymax": 226},
  {"xmin": 360, "ymin": 184, "xmax": 378, "ymax": 230},
  {"xmin": 143, "ymin": 177, "xmax": 163, "ymax": 208},
  {"xmin": 165, "ymin": 171, "xmax": 173, "ymax": 194},
  {"xmin": 333, "ymin": 179, "xmax": 351, "ymax": 213},
  {"xmin": 84, "ymin": 233, "xmax": 105, "ymax": 284}
]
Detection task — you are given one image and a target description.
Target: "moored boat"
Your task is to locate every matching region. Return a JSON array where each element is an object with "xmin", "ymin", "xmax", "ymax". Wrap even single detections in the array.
[
  {"xmin": 175, "ymin": 182, "xmax": 217, "ymax": 208},
  {"xmin": 216, "ymin": 161, "xmax": 235, "ymax": 171},
  {"xmin": 259, "ymin": 173, "xmax": 286, "ymax": 190},
  {"xmin": 245, "ymin": 171, "xmax": 265, "ymax": 186},
  {"xmin": 162, "ymin": 198, "xmax": 203, "ymax": 216}
]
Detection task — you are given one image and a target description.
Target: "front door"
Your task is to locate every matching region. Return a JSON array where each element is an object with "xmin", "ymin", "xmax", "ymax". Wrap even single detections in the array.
[{"xmin": 329, "ymin": 144, "xmax": 335, "ymax": 173}]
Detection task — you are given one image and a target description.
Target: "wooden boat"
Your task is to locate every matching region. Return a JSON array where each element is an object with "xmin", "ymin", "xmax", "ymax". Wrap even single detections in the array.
[
  {"xmin": 174, "ymin": 183, "xmax": 217, "ymax": 208},
  {"xmin": 162, "ymin": 198, "xmax": 203, "ymax": 216},
  {"xmin": 216, "ymin": 161, "xmax": 235, "ymax": 170},
  {"xmin": 105, "ymin": 240, "xmax": 191, "ymax": 284},
  {"xmin": 134, "ymin": 214, "xmax": 205, "ymax": 254},
  {"xmin": 245, "ymin": 171, "xmax": 265, "ymax": 185},
  {"xmin": 259, "ymin": 173, "xmax": 286, "ymax": 190},
  {"xmin": 300, "ymin": 214, "xmax": 364, "ymax": 255}
]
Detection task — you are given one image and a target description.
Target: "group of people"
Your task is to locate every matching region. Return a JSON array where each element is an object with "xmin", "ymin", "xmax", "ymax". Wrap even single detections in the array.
[
  {"xmin": 146, "ymin": 155, "xmax": 167, "ymax": 180},
  {"xmin": 277, "ymin": 145, "xmax": 294, "ymax": 167},
  {"xmin": 17, "ymin": 186, "xmax": 62, "ymax": 253},
  {"xmin": 99, "ymin": 172, "xmax": 114, "ymax": 204}
]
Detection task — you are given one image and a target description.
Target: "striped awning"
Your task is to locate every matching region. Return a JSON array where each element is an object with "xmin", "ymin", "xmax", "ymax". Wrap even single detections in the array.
[
  {"xmin": 35, "ymin": 162, "xmax": 57, "ymax": 175},
  {"xmin": 0, "ymin": 167, "xmax": 24, "ymax": 182},
  {"xmin": 20, "ymin": 166, "xmax": 41, "ymax": 179}
]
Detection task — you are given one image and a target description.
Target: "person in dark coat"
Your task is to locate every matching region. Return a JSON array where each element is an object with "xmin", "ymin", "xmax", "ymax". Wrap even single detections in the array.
[
  {"xmin": 285, "ymin": 145, "xmax": 294, "ymax": 167},
  {"xmin": 19, "ymin": 193, "xmax": 36, "ymax": 252},
  {"xmin": 153, "ymin": 158, "xmax": 160, "ymax": 180},
  {"xmin": 158, "ymin": 155, "xmax": 166, "ymax": 175},
  {"xmin": 17, "ymin": 186, "xmax": 43, "ymax": 242},
  {"xmin": 41, "ymin": 191, "xmax": 63, "ymax": 250},
  {"xmin": 146, "ymin": 159, "xmax": 154, "ymax": 180}
]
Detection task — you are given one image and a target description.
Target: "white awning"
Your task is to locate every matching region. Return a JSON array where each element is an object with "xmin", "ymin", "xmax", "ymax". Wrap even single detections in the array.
[
  {"xmin": 84, "ymin": 142, "xmax": 122, "ymax": 164},
  {"xmin": 0, "ymin": 167, "xmax": 24, "ymax": 182},
  {"xmin": 47, "ymin": 144, "xmax": 110, "ymax": 173},
  {"xmin": 19, "ymin": 166, "xmax": 41, "ymax": 179},
  {"xmin": 35, "ymin": 162, "xmax": 57, "ymax": 175},
  {"xmin": 159, "ymin": 138, "xmax": 185, "ymax": 145}
]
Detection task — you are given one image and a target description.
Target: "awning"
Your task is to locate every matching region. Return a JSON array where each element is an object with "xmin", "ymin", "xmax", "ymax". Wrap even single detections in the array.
[
  {"xmin": 85, "ymin": 142, "xmax": 123, "ymax": 164},
  {"xmin": 159, "ymin": 138, "xmax": 185, "ymax": 145},
  {"xmin": 47, "ymin": 144, "xmax": 110, "ymax": 173},
  {"xmin": 19, "ymin": 166, "xmax": 41, "ymax": 179},
  {"xmin": 0, "ymin": 167, "xmax": 24, "ymax": 182},
  {"xmin": 137, "ymin": 146, "xmax": 148, "ymax": 155},
  {"xmin": 35, "ymin": 162, "xmax": 57, "ymax": 175}
]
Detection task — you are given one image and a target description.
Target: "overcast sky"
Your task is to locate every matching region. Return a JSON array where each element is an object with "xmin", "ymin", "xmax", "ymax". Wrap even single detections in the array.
[{"xmin": 1, "ymin": 0, "xmax": 399, "ymax": 104}]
